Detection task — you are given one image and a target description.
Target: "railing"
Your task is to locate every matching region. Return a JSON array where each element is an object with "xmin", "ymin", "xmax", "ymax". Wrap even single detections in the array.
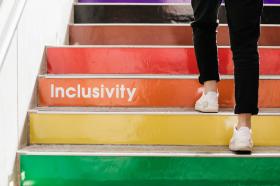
[{"xmin": 0, "ymin": 0, "xmax": 27, "ymax": 73}]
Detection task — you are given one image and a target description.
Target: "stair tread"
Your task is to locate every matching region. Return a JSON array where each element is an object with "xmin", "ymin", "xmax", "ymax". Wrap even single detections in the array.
[
  {"xmin": 46, "ymin": 45, "xmax": 280, "ymax": 48},
  {"xmin": 30, "ymin": 107, "xmax": 280, "ymax": 115},
  {"xmin": 74, "ymin": 2, "xmax": 193, "ymax": 4},
  {"xmin": 75, "ymin": 0, "xmax": 278, "ymax": 4},
  {"xmin": 69, "ymin": 23, "xmax": 280, "ymax": 26},
  {"xmin": 74, "ymin": 2, "xmax": 278, "ymax": 4},
  {"xmin": 18, "ymin": 145, "xmax": 280, "ymax": 157},
  {"xmin": 40, "ymin": 74, "xmax": 280, "ymax": 79}
]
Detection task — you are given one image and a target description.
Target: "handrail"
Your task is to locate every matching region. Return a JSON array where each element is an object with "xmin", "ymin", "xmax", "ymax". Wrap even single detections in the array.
[{"xmin": 0, "ymin": 0, "xmax": 27, "ymax": 73}]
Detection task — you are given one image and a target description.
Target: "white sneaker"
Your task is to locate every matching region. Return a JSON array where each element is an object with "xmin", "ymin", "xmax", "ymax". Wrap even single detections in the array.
[
  {"xmin": 229, "ymin": 127, "xmax": 253, "ymax": 152},
  {"xmin": 195, "ymin": 91, "xmax": 219, "ymax": 113}
]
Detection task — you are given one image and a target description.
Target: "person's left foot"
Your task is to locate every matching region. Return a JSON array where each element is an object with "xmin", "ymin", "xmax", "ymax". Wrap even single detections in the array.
[
  {"xmin": 195, "ymin": 91, "xmax": 219, "ymax": 113},
  {"xmin": 229, "ymin": 127, "xmax": 253, "ymax": 152}
]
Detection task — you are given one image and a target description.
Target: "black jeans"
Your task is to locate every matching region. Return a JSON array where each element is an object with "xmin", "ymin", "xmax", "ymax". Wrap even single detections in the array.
[{"xmin": 191, "ymin": 0, "xmax": 263, "ymax": 115}]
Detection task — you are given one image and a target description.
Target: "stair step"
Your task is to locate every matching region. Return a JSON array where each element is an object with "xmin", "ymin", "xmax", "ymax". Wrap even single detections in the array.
[
  {"xmin": 46, "ymin": 46, "xmax": 280, "ymax": 75},
  {"xmin": 74, "ymin": 4, "xmax": 280, "ymax": 24},
  {"xmin": 29, "ymin": 108, "xmax": 280, "ymax": 145},
  {"xmin": 38, "ymin": 75, "xmax": 280, "ymax": 107},
  {"xmin": 69, "ymin": 24, "xmax": 280, "ymax": 46},
  {"xmin": 74, "ymin": 4, "xmax": 194, "ymax": 24},
  {"xmin": 77, "ymin": 0, "xmax": 279, "ymax": 3},
  {"xmin": 17, "ymin": 145, "xmax": 280, "ymax": 157},
  {"xmin": 18, "ymin": 145, "xmax": 280, "ymax": 185},
  {"xmin": 219, "ymin": 4, "xmax": 280, "ymax": 24}
]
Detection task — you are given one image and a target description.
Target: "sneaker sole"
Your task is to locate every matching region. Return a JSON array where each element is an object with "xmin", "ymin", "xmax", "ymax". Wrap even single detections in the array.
[
  {"xmin": 229, "ymin": 145, "xmax": 253, "ymax": 152},
  {"xmin": 194, "ymin": 106, "xmax": 219, "ymax": 113}
]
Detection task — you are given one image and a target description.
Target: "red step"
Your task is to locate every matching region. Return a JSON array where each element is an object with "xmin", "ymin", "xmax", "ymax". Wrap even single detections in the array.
[
  {"xmin": 69, "ymin": 24, "xmax": 280, "ymax": 46},
  {"xmin": 47, "ymin": 46, "xmax": 280, "ymax": 75}
]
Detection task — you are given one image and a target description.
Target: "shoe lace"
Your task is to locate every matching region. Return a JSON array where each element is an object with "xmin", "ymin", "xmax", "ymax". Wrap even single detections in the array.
[{"xmin": 235, "ymin": 128, "xmax": 251, "ymax": 142}]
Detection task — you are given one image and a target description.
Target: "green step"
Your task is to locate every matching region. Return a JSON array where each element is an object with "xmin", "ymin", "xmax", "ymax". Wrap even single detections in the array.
[{"xmin": 19, "ymin": 145, "xmax": 280, "ymax": 186}]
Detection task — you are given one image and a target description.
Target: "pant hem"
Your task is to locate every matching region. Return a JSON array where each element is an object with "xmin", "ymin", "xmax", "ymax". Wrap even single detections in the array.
[
  {"xmin": 199, "ymin": 76, "xmax": 221, "ymax": 85},
  {"xmin": 234, "ymin": 108, "xmax": 259, "ymax": 115}
]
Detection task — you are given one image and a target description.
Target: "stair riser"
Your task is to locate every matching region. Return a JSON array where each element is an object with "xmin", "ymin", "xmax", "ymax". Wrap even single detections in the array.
[
  {"xmin": 38, "ymin": 78, "xmax": 280, "ymax": 107},
  {"xmin": 74, "ymin": 5, "xmax": 194, "ymax": 24},
  {"xmin": 78, "ymin": 0, "xmax": 279, "ymax": 4},
  {"xmin": 19, "ymin": 155, "xmax": 280, "ymax": 186},
  {"xmin": 29, "ymin": 113, "xmax": 280, "ymax": 145},
  {"xmin": 74, "ymin": 5, "xmax": 280, "ymax": 24},
  {"xmin": 47, "ymin": 47, "xmax": 280, "ymax": 75},
  {"xmin": 69, "ymin": 25, "xmax": 280, "ymax": 46}
]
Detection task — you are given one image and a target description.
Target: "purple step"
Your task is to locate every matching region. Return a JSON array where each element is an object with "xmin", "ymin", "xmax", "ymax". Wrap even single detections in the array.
[
  {"xmin": 78, "ymin": 0, "xmax": 279, "ymax": 3},
  {"xmin": 265, "ymin": 0, "xmax": 280, "ymax": 3},
  {"xmin": 78, "ymin": 0, "xmax": 191, "ymax": 2}
]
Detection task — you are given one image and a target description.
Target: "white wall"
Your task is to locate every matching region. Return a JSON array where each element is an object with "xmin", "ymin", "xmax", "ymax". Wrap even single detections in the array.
[
  {"xmin": 0, "ymin": 30, "xmax": 18, "ymax": 186},
  {"xmin": 0, "ymin": 0, "xmax": 74, "ymax": 185},
  {"xmin": 0, "ymin": 0, "xmax": 18, "ymax": 37}
]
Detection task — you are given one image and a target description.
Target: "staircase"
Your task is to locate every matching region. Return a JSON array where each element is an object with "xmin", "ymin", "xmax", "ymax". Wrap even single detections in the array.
[{"xmin": 18, "ymin": 0, "xmax": 280, "ymax": 185}]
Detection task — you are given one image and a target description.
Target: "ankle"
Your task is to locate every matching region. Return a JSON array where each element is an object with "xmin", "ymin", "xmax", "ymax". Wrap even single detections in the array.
[
  {"xmin": 237, "ymin": 114, "xmax": 252, "ymax": 129},
  {"xmin": 203, "ymin": 81, "xmax": 218, "ymax": 94}
]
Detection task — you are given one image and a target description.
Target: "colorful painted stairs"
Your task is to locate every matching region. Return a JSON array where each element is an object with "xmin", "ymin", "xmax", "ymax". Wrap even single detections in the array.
[{"xmin": 18, "ymin": 1, "xmax": 280, "ymax": 186}]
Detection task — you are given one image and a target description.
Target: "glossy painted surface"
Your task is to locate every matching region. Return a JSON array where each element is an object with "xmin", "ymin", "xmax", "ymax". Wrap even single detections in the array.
[
  {"xmin": 265, "ymin": 0, "xmax": 280, "ymax": 3},
  {"xmin": 74, "ymin": 5, "xmax": 194, "ymax": 23},
  {"xmin": 20, "ymin": 155, "xmax": 280, "ymax": 186},
  {"xmin": 69, "ymin": 25, "xmax": 280, "ymax": 46},
  {"xmin": 78, "ymin": 0, "xmax": 280, "ymax": 3},
  {"xmin": 219, "ymin": 5, "xmax": 280, "ymax": 25},
  {"xmin": 47, "ymin": 47, "xmax": 198, "ymax": 74},
  {"xmin": 47, "ymin": 47, "xmax": 280, "ymax": 75},
  {"xmin": 69, "ymin": 25, "xmax": 193, "ymax": 45},
  {"xmin": 29, "ymin": 112, "xmax": 280, "ymax": 145},
  {"xmin": 38, "ymin": 77, "xmax": 280, "ymax": 107},
  {"xmin": 74, "ymin": 5, "xmax": 280, "ymax": 24}
]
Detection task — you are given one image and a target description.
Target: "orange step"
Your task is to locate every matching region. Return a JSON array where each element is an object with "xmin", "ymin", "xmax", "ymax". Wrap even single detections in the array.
[{"xmin": 38, "ymin": 75, "xmax": 280, "ymax": 107}]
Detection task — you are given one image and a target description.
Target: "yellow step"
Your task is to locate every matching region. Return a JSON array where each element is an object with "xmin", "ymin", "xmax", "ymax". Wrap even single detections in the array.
[{"xmin": 29, "ymin": 108, "xmax": 280, "ymax": 146}]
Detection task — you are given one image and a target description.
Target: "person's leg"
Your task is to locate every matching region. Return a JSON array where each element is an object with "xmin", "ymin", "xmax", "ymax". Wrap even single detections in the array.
[
  {"xmin": 191, "ymin": 0, "xmax": 222, "ymax": 112},
  {"xmin": 225, "ymin": 0, "xmax": 263, "ymax": 151},
  {"xmin": 191, "ymin": 0, "xmax": 221, "ymax": 89}
]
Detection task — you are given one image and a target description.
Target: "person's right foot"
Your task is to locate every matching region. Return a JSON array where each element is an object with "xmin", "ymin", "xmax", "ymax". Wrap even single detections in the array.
[
  {"xmin": 195, "ymin": 91, "xmax": 219, "ymax": 113},
  {"xmin": 229, "ymin": 127, "xmax": 253, "ymax": 152}
]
